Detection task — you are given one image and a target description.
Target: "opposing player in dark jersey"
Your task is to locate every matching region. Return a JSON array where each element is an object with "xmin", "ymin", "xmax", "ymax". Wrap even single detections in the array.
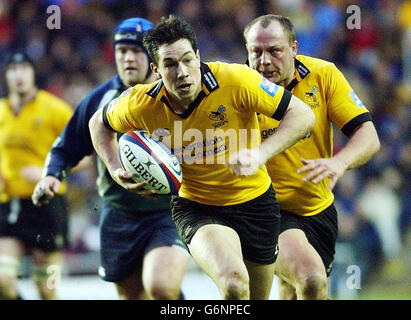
[
  {"xmin": 32, "ymin": 18, "xmax": 188, "ymax": 300},
  {"xmin": 244, "ymin": 14, "xmax": 380, "ymax": 299},
  {"xmin": 89, "ymin": 15, "xmax": 315, "ymax": 300},
  {"xmin": 0, "ymin": 52, "xmax": 72, "ymax": 299}
]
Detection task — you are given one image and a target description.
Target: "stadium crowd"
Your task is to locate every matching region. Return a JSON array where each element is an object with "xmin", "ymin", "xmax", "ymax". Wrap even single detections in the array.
[{"xmin": 0, "ymin": 0, "xmax": 409, "ymax": 298}]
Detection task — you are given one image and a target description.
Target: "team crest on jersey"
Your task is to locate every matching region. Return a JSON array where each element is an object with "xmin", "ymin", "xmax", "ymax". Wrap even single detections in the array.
[
  {"xmin": 260, "ymin": 77, "xmax": 279, "ymax": 97},
  {"xmin": 305, "ymin": 85, "xmax": 320, "ymax": 108},
  {"xmin": 349, "ymin": 91, "xmax": 364, "ymax": 108},
  {"xmin": 209, "ymin": 105, "xmax": 228, "ymax": 128}
]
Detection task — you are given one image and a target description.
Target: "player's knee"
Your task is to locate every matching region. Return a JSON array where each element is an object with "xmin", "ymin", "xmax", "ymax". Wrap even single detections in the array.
[
  {"xmin": 298, "ymin": 273, "xmax": 328, "ymax": 300},
  {"xmin": 0, "ymin": 255, "xmax": 20, "ymax": 299},
  {"xmin": 221, "ymin": 270, "xmax": 249, "ymax": 300},
  {"xmin": 147, "ymin": 281, "xmax": 180, "ymax": 300},
  {"xmin": 32, "ymin": 265, "xmax": 60, "ymax": 300},
  {"xmin": 278, "ymin": 279, "xmax": 297, "ymax": 300}
]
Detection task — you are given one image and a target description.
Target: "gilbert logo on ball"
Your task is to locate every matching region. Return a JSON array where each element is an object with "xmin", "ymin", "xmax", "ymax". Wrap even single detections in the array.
[{"xmin": 118, "ymin": 130, "xmax": 182, "ymax": 195}]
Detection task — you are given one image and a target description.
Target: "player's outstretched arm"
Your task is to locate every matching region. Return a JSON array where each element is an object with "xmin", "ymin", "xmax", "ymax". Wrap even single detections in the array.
[
  {"xmin": 88, "ymin": 108, "xmax": 155, "ymax": 197},
  {"xmin": 231, "ymin": 95, "xmax": 315, "ymax": 176},
  {"xmin": 299, "ymin": 121, "xmax": 380, "ymax": 190}
]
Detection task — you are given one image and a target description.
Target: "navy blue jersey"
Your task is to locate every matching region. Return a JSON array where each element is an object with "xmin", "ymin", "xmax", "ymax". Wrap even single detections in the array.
[{"xmin": 44, "ymin": 75, "xmax": 171, "ymax": 212}]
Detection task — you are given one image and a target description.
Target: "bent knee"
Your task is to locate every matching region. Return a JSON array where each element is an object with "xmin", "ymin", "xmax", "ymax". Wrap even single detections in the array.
[
  {"xmin": 220, "ymin": 270, "xmax": 249, "ymax": 300},
  {"xmin": 147, "ymin": 282, "xmax": 180, "ymax": 300},
  {"xmin": 298, "ymin": 273, "xmax": 328, "ymax": 300}
]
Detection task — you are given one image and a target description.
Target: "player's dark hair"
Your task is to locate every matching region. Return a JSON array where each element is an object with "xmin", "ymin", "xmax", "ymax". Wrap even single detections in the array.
[
  {"xmin": 143, "ymin": 15, "xmax": 197, "ymax": 64},
  {"xmin": 243, "ymin": 14, "xmax": 296, "ymax": 45}
]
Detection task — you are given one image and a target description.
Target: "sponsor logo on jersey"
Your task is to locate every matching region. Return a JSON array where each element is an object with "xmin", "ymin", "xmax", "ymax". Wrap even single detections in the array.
[
  {"xmin": 106, "ymin": 98, "xmax": 119, "ymax": 114},
  {"xmin": 349, "ymin": 91, "xmax": 364, "ymax": 108},
  {"xmin": 260, "ymin": 77, "xmax": 279, "ymax": 97}
]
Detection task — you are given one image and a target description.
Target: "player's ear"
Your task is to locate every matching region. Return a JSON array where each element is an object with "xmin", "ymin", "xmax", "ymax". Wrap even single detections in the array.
[
  {"xmin": 150, "ymin": 62, "xmax": 161, "ymax": 78},
  {"xmin": 196, "ymin": 49, "xmax": 200, "ymax": 61},
  {"xmin": 292, "ymin": 40, "xmax": 298, "ymax": 57}
]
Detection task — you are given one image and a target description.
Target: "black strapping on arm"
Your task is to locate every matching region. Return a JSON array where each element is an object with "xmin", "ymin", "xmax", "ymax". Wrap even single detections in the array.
[
  {"xmin": 272, "ymin": 90, "xmax": 292, "ymax": 121},
  {"xmin": 102, "ymin": 102, "xmax": 116, "ymax": 131},
  {"xmin": 341, "ymin": 112, "xmax": 373, "ymax": 137}
]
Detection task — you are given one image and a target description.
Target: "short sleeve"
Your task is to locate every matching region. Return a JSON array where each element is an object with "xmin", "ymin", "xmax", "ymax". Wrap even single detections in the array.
[
  {"xmin": 103, "ymin": 86, "xmax": 141, "ymax": 133},
  {"xmin": 325, "ymin": 64, "xmax": 372, "ymax": 136},
  {"xmin": 237, "ymin": 66, "xmax": 292, "ymax": 120}
]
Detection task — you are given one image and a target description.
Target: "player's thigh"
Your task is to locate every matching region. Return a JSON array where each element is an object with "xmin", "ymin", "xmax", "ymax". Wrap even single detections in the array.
[
  {"xmin": 32, "ymin": 249, "xmax": 63, "ymax": 286},
  {"xmin": 244, "ymin": 259, "xmax": 275, "ymax": 300},
  {"xmin": 32, "ymin": 249, "xmax": 63, "ymax": 268},
  {"xmin": 0, "ymin": 237, "xmax": 25, "ymax": 258},
  {"xmin": 142, "ymin": 246, "xmax": 188, "ymax": 298},
  {"xmin": 188, "ymin": 224, "xmax": 248, "ymax": 282},
  {"xmin": 0, "ymin": 237, "xmax": 24, "ymax": 282},
  {"xmin": 275, "ymin": 228, "xmax": 325, "ymax": 283}
]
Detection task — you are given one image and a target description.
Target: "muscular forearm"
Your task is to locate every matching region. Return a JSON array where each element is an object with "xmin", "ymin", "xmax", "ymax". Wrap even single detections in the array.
[
  {"xmin": 259, "ymin": 95, "xmax": 315, "ymax": 163},
  {"xmin": 88, "ymin": 108, "xmax": 122, "ymax": 173},
  {"xmin": 334, "ymin": 121, "xmax": 380, "ymax": 170}
]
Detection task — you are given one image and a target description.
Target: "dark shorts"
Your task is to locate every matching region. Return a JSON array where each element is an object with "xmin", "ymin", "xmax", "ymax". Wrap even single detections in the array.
[
  {"xmin": 171, "ymin": 185, "xmax": 280, "ymax": 264},
  {"xmin": 280, "ymin": 203, "xmax": 338, "ymax": 276},
  {"xmin": 0, "ymin": 195, "xmax": 69, "ymax": 252},
  {"xmin": 98, "ymin": 201, "xmax": 186, "ymax": 282}
]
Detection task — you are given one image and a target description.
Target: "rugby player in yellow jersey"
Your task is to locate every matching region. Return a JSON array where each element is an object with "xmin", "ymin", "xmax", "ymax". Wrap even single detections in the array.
[
  {"xmin": 0, "ymin": 52, "xmax": 72, "ymax": 299},
  {"xmin": 244, "ymin": 14, "xmax": 380, "ymax": 299},
  {"xmin": 89, "ymin": 15, "xmax": 315, "ymax": 300}
]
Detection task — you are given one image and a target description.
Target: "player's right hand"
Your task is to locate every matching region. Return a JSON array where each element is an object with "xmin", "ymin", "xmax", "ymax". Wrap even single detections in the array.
[
  {"xmin": 32, "ymin": 175, "xmax": 61, "ymax": 206},
  {"xmin": 112, "ymin": 168, "xmax": 157, "ymax": 199}
]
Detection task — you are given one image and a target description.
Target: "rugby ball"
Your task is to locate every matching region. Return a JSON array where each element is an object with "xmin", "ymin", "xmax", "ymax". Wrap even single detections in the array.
[{"xmin": 118, "ymin": 130, "xmax": 182, "ymax": 195}]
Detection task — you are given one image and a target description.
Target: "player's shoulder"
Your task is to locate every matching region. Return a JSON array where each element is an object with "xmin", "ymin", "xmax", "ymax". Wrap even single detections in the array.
[
  {"xmin": 130, "ymin": 79, "xmax": 163, "ymax": 102},
  {"xmin": 297, "ymin": 55, "xmax": 338, "ymax": 75},
  {"xmin": 110, "ymin": 80, "xmax": 161, "ymax": 113},
  {"xmin": 0, "ymin": 97, "xmax": 7, "ymax": 107},
  {"xmin": 206, "ymin": 61, "xmax": 260, "ymax": 88},
  {"xmin": 37, "ymin": 90, "xmax": 72, "ymax": 110},
  {"xmin": 0, "ymin": 97, "xmax": 7, "ymax": 114}
]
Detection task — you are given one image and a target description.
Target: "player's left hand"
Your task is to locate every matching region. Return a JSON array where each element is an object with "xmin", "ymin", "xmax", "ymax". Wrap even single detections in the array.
[
  {"xmin": 228, "ymin": 148, "xmax": 263, "ymax": 176},
  {"xmin": 298, "ymin": 157, "xmax": 348, "ymax": 191}
]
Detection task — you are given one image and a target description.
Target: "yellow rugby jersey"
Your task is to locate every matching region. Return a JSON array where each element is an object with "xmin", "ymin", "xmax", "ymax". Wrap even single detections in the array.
[
  {"xmin": 0, "ymin": 90, "xmax": 72, "ymax": 200},
  {"xmin": 104, "ymin": 61, "xmax": 292, "ymax": 206},
  {"xmin": 259, "ymin": 55, "xmax": 373, "ymax": 216}
]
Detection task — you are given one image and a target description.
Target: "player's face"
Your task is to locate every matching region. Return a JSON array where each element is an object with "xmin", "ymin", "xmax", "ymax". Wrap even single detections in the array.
[
  {"xmin": 5, "ymin": 62, "xmax": 35, "ymax": 95},
  {"xmin": 115, "ymin": 44, "xmax": 149, "ymax": 87},
  {"xmin": 246, "ymin": 21, "xmax": 297, "ymax": 87},
  {"xmin": 152, "ymin": 38, "xmax": 202, "ymax": 107}
]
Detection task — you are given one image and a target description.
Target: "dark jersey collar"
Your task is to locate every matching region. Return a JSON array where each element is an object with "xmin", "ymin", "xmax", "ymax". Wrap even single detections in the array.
[
  {"xmin": 285, "ymin": 58, "xmax": 310, "ymax": 91},
  {"xmin": 146, "ymin": 62, "xmax": 219, "ymax": 119}
]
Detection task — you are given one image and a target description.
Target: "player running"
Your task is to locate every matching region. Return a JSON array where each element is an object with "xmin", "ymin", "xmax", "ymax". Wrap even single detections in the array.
[
  {"xmin": 244, "ymin": 14, "xmax": 380, "ymax": 299},
  {"xmin": 89, "ymin": 15, "xmax": 315, "ymax": 300},
  {"xmin": 32, "ymin": 18, "xmax": 189, "ymax": 300},
  {"xmin": 0, "ymin": 51, "xmax": 72, "ymax": 299}
]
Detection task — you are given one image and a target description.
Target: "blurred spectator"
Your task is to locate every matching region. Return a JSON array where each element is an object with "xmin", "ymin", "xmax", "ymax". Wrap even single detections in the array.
[{"xmin": 357, "ymin": 168, "xmax": 403, "ymax": 261}]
